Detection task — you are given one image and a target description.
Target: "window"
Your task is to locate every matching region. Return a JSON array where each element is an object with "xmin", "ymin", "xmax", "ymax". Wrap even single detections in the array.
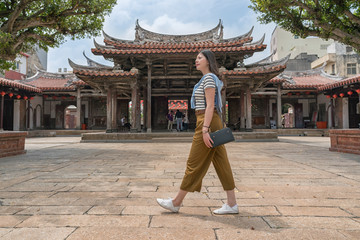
[
  {"xmin": 346, "ymin": 46, "xmax": 353, "ymax": 53},
  {"xmin": 331, "ymin": 64, "xmax": 335, "ymax": 75},
  {"xmin": 320, "ymin": 44, "xmax": 329, "ymax": 50},
  {"xmin": 347, "ymin": 63, "xmax": 357, "ymax": 75},
  {"xmin": 294, "ymin": 35, "xmax": 299, "ymax": 39}
]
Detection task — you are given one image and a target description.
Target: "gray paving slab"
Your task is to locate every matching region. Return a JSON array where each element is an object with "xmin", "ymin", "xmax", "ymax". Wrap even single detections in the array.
[{"xmin": 0, "ymin": 136, "xmax": 359, "ymax": 239}]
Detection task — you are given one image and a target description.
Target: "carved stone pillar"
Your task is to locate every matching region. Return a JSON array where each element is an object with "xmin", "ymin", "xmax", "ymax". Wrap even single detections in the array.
[
  {"xmin": 106, "ymin": 85, "xmax": 112, "ymax": 133},
  {"xmin": 76, "ymin": 88, "xmax": 81, "ymax": 130},
  {"xmin": 240, "ymin": 90, "xmax": 245, "ymax": 130},
  {"xmin": 131, "ymin": 82, "xmax": 141, "ymax": 132},
  {"xmin": 246, "ymin": 86, "xmax": 252, "ymax": 130},
  {"xmin": 277, "ymin": 84, "xmax": 282, "ymax": 129},
  {"xmin": 146, "ymin": 60, "xmax": 152, "ymax": 132},
  {"xmin": 111, "ymin": 88, "xmax": 117, "ymax": 131}
]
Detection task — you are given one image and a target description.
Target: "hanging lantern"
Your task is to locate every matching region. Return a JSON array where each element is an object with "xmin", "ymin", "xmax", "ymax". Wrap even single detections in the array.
[
  {"xmin": 305, "ymin": 91, "xmax": 310, "ymax": 95},
  {"xmin": 0, "ymin": 91, "xmax": 5, "ymax": 96},
  {"xmin": 356, "ymin": 89, "xmax": 360, "ymax": 94},
  {"xmin": 61, "ymin": 96, "xmax": 66, "ymax": 100},
  {"xmin": 43, "ymin": 95, "xmax": 48, "ymax": 99},
  {"xmin": 16, "ymin": 95, "xmax": 21, "ymax": 99},
  {"xmin": 52, "ymin": 96, "xmax": 57, "ymax": 100},
  {"xmin": 333, "ymin": 94, "xmax": 337, "ymax": 98},
  {"xmin": 287, "ymin": 92, "xmax": 292, "ymax": 96},
  {"xmin": 8, "ymin": 93, "xmax": 13, "ymax": 98},
  {"xmin": 326, "ymin": 95, "xmax": 331, "ymax": 99},
  {"xmin": 347, "ymin": 91, "xmax": 353, "ymax": 96},
  {"xmin": 23, "ymin": 96, "xmax": 28, "ymax": 100},
  {"xmin": 30, "ymin": 97, "xmax": 34, "ymax": 100},
  {"xmin": 296, "ymin": 92, "xmax": 301, "ymax": 96},
  {"xmin": 339, "ymin": 93, "xmax": 344, "ymax": 98}
]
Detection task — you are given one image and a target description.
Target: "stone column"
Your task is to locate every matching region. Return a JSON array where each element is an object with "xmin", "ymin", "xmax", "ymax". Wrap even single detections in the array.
[
  {"xmin": 131, "ymin": 82, "xmax": 139, "ymax": 132},
  {"xmin": 0, "ymin": 94, "xmax": 4, "ymax": 130},
  {"xmin": 106, "ymin": 86, "xmax": 112, "ymax": 133},
  {"xmin": 111, "ymin": 88, "xmax": 117, "ymax": 131},
  {"xmin": 277, "ymin": 84, "xmax": 282, "ymax": 129},
  {"xmin": 76, "ymin": 88, "xmax": 81, "ymax": 130},
  {"xmin": 246, "ymin": 86, "xmax": 252, "ymax": 130},
  {"xmin": 146, "ymin": 60, "xmax": 152, "ymax": 132},
  {"xmin": 143, "ymin": 87, "xmax": 147, "ymax": 130},
  {"xmin": 240, "ymin": 90, "xmax": 245, "ymax": 130}
]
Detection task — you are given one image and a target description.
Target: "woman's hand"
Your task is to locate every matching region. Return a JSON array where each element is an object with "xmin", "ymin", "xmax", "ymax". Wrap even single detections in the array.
[{"xmin": 202, "ymin": 127, "xmax": 214, "ymax": 148}]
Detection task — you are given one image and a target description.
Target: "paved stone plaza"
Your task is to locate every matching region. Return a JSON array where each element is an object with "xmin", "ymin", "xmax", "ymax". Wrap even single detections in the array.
[{"xmin": 0, "ymin": 136, "xmax": 359, "ymax": 239}]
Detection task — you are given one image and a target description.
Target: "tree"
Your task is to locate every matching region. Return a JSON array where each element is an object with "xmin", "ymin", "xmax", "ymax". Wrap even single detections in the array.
[
  {"xmin": 0, "ymin": 0, "xmax": 117, "ymax": 71},
  {"xmin": 249, "ymin": 0, "xmax": 360, "ymax": 51}
]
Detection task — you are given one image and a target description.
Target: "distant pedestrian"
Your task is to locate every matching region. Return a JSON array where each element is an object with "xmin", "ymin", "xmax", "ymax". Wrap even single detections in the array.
[
  {"xmin": 183, "ymin": 114, "xmax": 189, "ymax": 131},
  {"xmin": 167, "ymin": 110, "xmax": 174, "ymax": 131},
  {"xmin": 175, "ymin": 110, "xmax": 183, "ymax": 131},
  {"xmin": 157, "ymin": 49, "xmax": 238, "ymax": 215}
]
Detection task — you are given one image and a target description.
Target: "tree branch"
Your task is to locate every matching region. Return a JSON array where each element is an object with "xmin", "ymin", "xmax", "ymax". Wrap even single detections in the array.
[{"xmin": 4, "ymin": 0, "xmax": 32, "ymax": 32}]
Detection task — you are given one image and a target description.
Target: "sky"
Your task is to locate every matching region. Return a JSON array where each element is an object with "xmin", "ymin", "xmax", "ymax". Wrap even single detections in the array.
[{"xmin": 47, "ymin": 0, "xmax": 276, "ymax": 73}]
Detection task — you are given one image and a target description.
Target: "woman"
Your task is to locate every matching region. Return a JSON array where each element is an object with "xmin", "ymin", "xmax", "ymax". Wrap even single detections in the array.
[{"xmin": 157, "ymin": 49, "xmax": 238, "ymax": 215}]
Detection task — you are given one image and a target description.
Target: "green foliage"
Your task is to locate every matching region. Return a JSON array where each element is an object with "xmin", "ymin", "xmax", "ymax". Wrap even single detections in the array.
[
  {"xmin": 0, "ymin": 0, "xmax": 117, "ymax": 71},
  {"xmin": 249, "ymin": 0, "xmax": 360, "ymax": 51}
]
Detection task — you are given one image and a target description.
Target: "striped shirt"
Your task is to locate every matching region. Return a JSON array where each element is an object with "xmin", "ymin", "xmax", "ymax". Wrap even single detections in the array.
[{"xmin": 193, "ymin": 75, "xmax": 216, "ymax": 110}]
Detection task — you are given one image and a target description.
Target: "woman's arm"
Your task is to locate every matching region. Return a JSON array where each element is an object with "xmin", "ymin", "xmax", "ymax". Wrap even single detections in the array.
[{"xmin": 202, "ymin": 87, "xmax": 215, "ymax": 148}]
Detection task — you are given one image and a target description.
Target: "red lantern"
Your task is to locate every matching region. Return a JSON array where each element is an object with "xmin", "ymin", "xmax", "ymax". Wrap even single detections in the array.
[
  {"xmin": 30, "ymin": 97, "xmax": 34, "ymax": 100},
  {"xmin": 8, "ymin": 93, "xmax": 13, "ymax": 98},
  {"xmin": 16, "ymin": 95, "xmax": 21, "ymax": 99},
  {"xmin": 333, "ymin": 94, "xmax": 337, "ymax": 99},
  {"xmin": 356, "ymin": 89, "xmax": 360, "ymax": 94},
  {"xmin": 296, "ymin": 92, "xmax": 301, "ymax": 96},
  {"xmin": 23, "ymin": 96, "xmax": 28, "ymax": 100},
  {"xmin": 305, "ymin": 91, "xmax": 310, "ymax": 95},
  {"xmin": 339, "ymin": 93, "xmax": 345, "ymax": 98},
  {"xmin": 43, "ymin": 95, "xmax": 48, "ymax": 99},
  {"xmin": 347, "ymin": 91, "xmax": 353, "ymax": 96},
  {"xmin": 52, "ymin": 96, "xmax": 57, "ymax": 100},
  {"xmin": 0, "ymin": 91, "xmax": 5, "ymax": 96},
  {"xmin": 326, "ymin": 95, "xmax": 331, "ymax": 99},
  {"xmin": 70, "ymin": 96, "xmax": 75, "ymax": 100},
  {"xmin": 61, "ymin": 96, "xmax": 66, "ymax": 100},
  {"xmin": 287, "ymin": 92, "xmax": 292, "ymax": 96}
]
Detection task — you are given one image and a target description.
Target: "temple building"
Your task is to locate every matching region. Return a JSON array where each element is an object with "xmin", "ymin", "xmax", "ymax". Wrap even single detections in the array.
[
  {"xmin": 2, "ymin": 20, "xmax": 359, "ymax": 132},
  {"xmin": 69, "ymin": 20, "xmax": 289, "ymax": 132}
]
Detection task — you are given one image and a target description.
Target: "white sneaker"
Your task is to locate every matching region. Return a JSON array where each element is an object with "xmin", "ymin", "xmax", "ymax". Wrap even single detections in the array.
[
  {"xmin": 213, "ymin": 204, "xmax": 239, "ymax": 215},
  {"xmin": 156, "ymin": 198, "xmax": 180, "ymax": 213}
]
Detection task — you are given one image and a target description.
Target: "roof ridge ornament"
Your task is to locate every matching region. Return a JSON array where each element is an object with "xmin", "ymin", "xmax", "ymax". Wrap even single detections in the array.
[{"xmin": 134, "ymin": 19, "xmax": 223, "ymax": 43}]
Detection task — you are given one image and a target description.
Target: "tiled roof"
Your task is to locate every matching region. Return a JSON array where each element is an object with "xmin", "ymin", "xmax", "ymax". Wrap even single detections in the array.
[
  {"xmin": 26, "ymin": 76, "xmax": 76, "ymax": 91},
  {"xmin": 103, "ymin": 38, "xmax": 253, "ymax": 49},
  {"xmin": 318, "ymin": 75, "xmax": 360, "ymax": 91},
  {"xmin": 284, "ymin": 74, "xmax": 339, "ymax": 89},
  {"xmin": 73, "ymin": 69, "xmax": 137, "ymax": 77},
  {"xmin": 223, "ymin": 64, "xmax": 286, "ymax": 76},
  {"xmin": 0, "ymin": 77, "xmax": 41, "ymax": 92},
  {"xmin": 268, "ymin": 77, "xmax": 287, "ymax": 83},
  {"xmin": 92, "ymin": 44, "xmax": 266, "ymax": 56}
]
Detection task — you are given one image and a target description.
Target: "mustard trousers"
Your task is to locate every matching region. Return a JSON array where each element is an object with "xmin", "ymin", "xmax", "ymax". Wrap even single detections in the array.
[{"xmin": 180, "ymin": 111, "xmax": 236, "ymax": 192}]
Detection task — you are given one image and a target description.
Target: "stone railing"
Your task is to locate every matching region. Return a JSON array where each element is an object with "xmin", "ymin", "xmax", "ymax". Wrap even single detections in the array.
[
  {"xmin": 0, "ymin": 131, "xmax": 27, "ymax": 158},
  {"xmin": 329, "ymin": 129, "xmax": 360, "ymax": 155}
]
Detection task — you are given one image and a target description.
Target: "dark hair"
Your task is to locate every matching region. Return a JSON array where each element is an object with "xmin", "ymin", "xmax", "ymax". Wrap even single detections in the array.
[{"xmin": 200, "ymin": 49, "xmax": 219, "ymax": 76}]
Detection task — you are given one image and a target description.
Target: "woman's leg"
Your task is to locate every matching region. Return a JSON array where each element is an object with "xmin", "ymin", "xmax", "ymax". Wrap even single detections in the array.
[
  {"xmin": 226, "ymin": 189, "xmax": 237, "ymax": 207},
  {"xmin": 173, "ymin": 189, "xmax": 188, "ymax": 207}
]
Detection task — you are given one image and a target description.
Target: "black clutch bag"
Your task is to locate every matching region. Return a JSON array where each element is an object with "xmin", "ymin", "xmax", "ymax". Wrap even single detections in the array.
[{"xmin": 209, "ymin": 127, "xmax": 235, "ymax": 148}]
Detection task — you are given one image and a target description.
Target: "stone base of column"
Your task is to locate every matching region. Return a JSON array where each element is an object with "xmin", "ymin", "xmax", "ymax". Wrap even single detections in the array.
[
  {"xmin": 106, "ymin": 129, "xmax": 119, "ymax": 133},
  {"xmin": 245, "ymin": 128, "xmax": 253, "ymax": 132}
]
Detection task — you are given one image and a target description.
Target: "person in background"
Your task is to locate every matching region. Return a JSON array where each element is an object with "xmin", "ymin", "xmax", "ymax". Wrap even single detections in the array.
[
  {"xmin": 175, "ymin": 109, "xmax": 183, "ymax": 131},
  {"xmin": 167, "ymin": 110, "xmax": 174, "ymax": 131},
  {"xmin": 183, "ymin": 114, "xmax": 189, "ymax": 131}
]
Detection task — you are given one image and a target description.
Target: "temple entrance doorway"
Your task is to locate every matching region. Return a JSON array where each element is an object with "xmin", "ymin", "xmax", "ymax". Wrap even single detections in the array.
[
  {"xmin": 168, "ymin": 99, "xmax": 188, "ymax": 131},
  {"xmin": 282, "ymin": 103, "xmax": 295, "ymax": 128},
  {"xmin": 64, "ymin": 105, "xmax": 77, "ymax": 129}
]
